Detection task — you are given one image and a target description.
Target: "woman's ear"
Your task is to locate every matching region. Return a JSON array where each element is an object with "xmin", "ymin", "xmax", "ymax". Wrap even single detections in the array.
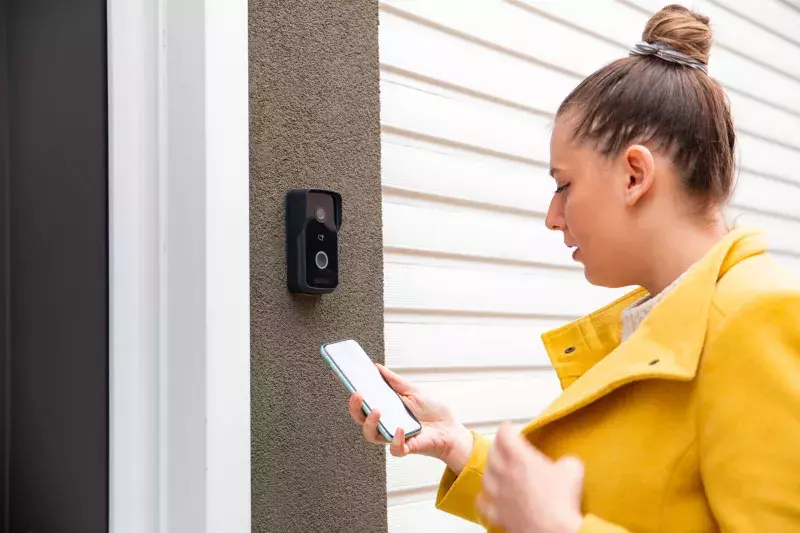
[{"xmin": 622, "ymin": 144, "xmax": 656, "ymax": 207}]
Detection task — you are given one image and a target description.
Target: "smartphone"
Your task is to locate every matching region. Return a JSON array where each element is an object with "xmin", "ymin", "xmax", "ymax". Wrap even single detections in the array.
[{"xmin": 321, "ymin": 339, "xmax": 422, "ymax": 442}]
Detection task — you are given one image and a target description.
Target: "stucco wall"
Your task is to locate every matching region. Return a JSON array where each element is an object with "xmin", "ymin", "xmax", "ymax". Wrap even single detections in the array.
[{"xmin": 249, "ymin": 1, "xmax": 385, "ymax": 531}]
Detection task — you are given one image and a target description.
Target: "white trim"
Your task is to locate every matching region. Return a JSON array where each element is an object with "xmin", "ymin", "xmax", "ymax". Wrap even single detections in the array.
[
  {"xmin": 108, "ymin": 0, "xmax": 251, "ymax": 531},
  {"xmin": 107, "ymin": 0, "xmax": 160, "ymax": 530},
  {"xmin": 204, "ymin": 0, "xmax": 251, "ymax": 529}
]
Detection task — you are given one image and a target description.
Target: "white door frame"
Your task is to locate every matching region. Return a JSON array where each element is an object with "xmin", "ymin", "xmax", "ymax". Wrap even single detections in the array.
[{"xmin": 107, "ymin": 0, "xmax": 251, "ymax": 531}]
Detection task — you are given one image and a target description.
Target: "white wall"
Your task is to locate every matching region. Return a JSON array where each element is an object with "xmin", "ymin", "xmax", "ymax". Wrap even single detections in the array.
[{"xmin": 378, "ymin": 1, "xmax": 800, "ymax": 531}]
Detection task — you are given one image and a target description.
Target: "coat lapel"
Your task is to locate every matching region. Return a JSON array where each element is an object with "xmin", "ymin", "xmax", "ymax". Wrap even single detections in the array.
[{"xmin": 523, "ymin": 227, "xmax": 768, "ymax": 435}]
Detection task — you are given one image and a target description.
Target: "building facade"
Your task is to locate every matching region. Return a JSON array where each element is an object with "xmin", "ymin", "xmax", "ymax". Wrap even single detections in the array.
[{"xmin": 2, "ymin": 0, "xmax": 799, "ymax": 531}]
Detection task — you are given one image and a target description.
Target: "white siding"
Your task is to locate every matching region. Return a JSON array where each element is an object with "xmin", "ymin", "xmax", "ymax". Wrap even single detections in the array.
[{"xmin": 379, "ymin": 1, "xmax": 800, "ymax": 531}]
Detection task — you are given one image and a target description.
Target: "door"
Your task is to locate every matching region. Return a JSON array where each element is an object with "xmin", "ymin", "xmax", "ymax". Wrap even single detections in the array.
[{"xmin": 0, "ymin": 0, "xmax": 109, "ymax": 531}]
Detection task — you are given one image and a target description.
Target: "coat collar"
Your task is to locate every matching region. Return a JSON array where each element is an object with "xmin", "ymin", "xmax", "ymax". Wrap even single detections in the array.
[{"xmin": 523, "ymin": 227, "xmax": 768, "ymax": 435}]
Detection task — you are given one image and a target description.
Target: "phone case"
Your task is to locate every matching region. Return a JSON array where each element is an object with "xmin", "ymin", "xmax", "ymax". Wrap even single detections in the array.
[{"xmin": 320, "ymin": 340, "xmax": 422, "ymax": 441}]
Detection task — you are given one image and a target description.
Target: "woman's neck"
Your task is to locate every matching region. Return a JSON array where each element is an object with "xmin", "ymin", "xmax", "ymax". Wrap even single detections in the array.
[{"xmin": 638, "ymin": 217, "xmax": 729, "ymax": 295}]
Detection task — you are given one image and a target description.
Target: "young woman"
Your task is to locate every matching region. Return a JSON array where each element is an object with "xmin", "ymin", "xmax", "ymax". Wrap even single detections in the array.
[{"xmin": 348, "ymin": 4, "xmax": 800, "ymax": 532}]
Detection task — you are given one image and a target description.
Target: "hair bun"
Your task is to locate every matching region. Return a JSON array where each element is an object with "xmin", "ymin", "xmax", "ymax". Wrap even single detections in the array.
[{"xmin": 642, "ymin": 4, "xmax": 712, "ymax": 65}]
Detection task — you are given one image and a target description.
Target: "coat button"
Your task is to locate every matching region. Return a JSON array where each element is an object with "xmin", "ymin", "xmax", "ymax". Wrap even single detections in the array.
[{"xmin": 564, "ymin": 346, "xmax": 576, "ymax": 354}]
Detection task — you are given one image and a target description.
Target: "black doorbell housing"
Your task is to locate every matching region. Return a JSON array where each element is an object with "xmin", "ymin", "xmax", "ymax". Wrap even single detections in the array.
[{"xmin": 285, "ymin": 188, "xmax": 342, "ymax": 294}]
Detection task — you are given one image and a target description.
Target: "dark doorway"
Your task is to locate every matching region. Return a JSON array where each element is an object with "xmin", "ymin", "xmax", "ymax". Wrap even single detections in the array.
[{"xmin": 0, "ymin": 0, "xmax": 109, "ymax": 531}]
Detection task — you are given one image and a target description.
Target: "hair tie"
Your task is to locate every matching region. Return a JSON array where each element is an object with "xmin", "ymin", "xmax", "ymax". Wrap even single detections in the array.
[{"xmin": 629, "ymin": 41, "xmax": 708, "ymax": 74}]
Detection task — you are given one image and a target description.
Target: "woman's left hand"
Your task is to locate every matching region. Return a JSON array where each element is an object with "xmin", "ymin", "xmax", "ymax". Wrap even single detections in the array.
[{"xmin": 477, "ymin": 423, "xmax": 585, "ymax": 533}]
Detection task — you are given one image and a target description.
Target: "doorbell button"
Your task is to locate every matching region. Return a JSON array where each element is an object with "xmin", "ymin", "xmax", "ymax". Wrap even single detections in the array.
[{"xmin": 315, "ymin": 251, "xmax": 329, "ymax": 270}]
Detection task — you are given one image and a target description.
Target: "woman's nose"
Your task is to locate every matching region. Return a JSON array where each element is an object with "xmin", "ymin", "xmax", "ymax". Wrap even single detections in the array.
[{"xmin": 545, "ymin": 197, "xmax": 565, "ymax": 231}]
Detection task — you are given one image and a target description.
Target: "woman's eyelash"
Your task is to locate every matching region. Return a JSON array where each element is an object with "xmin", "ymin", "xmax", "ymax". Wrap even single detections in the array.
[{"xmin": 555, "ymin": 183, "xmax": 570, "ymax": 194}]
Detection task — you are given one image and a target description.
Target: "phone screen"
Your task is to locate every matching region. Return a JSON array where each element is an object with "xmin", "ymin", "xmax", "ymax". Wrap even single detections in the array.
[{"xmin": 323, "ymin": 340, "xmax": 421, "ymax": 438}]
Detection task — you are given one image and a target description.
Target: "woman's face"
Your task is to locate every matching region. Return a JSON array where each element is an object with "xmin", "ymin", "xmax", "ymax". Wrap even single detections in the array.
[{"xmin": 546, "ymin": 116, "xmax": 646, "ymax": 288}]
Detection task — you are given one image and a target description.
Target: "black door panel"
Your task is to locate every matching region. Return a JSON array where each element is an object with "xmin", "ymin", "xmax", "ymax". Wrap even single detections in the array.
[{"xmin": 0, "ymin": 0, "xmax": 109, "ymax": 530}]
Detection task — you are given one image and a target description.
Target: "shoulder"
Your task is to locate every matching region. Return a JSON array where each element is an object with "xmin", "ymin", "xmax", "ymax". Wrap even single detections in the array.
[
  {"xmin": 694, "ymin": 262, "xmax": 800, "ymax": 531},
  {"xmin": 701, "ymin": 254, "xmax": 800, "ymax": 380},
  {"xmin": 708, "ymin": 252, "xmax": 800, "ymax": 335},
  {"xmin": 696, "ymin": 278, "xmax": 800, "ymax": 431},
  {"xmin": 693, "ymin": 264, "xmax": 800, "ymax": 531}
]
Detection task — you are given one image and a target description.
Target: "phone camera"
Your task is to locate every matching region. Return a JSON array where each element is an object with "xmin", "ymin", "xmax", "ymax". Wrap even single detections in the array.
[{"xmin": 315, "ymin": 207, "xmax": 326, "ymax": 222}]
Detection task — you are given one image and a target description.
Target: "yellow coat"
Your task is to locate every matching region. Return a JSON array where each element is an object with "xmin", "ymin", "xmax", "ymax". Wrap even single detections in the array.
[{"xmin": 435, "ymin": 227, "xmax": 800, "ymax": 532}]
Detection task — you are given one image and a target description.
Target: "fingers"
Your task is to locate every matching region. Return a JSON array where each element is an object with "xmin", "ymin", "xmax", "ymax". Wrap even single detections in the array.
[
  {"xmin": 475, "ymin": 492, "xmax": 487, "ymax": 519},
  {"xmin": 484, "ymin": 443, "xmax": 506, "ymax": 506},
  {"xmin": 389, "ymin": 427, "xmax": 409, "ymax": 457},
  {"xmin": 558, "ymin": 455, "xmax": 587, "ymax": 502},
  {"xmin": 376, "ymin": 363, "xmax": 417, "ymax": 395},
  {"xmin": 494, "ymin": 422, "xmax": 548, "ymax": 465},
  {"xmin": 481, "ymin": 466, "xmax": 499, "ymax": 499},
  {"xmin": 362, "ymin": 409, "xmax": 386, "ymax": 444},
  {"xmin": 484, "ymin": 437, "xmax": 506, "ymax": 500},
  {"xmin": 351, "ymin": 393, "xmax": 401, "ymax": 448},
  {"xmin": 350, "ymin": 394, "xmax": 384, "ymax": 445},
  {"xmin": 490, "ymin": 422, "xmax": 517, "ymax": 464},
  {"xmin": 494, "ymin": 422, "xmax": 521, "ymax": 455},
  {"xmin": 475, "ymin": 492, "xmax": 499, "ymax": 527},
  {"xmin": 557, "ymin": 455, "xmax": 585, "ymax": 481},
  {"xmin": 348, "ymin": 393, "xmax": 367, "ymax": 425}
]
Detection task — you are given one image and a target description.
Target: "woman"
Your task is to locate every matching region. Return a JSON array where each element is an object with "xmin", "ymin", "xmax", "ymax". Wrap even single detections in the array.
[{"xmin": 348, "ymin": 4, "xmax": 800, "ymax": 532}]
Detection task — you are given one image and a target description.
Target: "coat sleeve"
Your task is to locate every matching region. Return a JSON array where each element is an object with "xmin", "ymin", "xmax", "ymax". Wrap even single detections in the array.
[{"xmin": 695, "ymin": 294, "xmax": 800, "ymax": 531}]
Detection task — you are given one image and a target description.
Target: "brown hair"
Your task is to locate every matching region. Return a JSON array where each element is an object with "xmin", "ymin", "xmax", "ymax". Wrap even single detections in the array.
[{"xmin": 556, "ymin": 4, "xmax": 736, "ymax": 209}]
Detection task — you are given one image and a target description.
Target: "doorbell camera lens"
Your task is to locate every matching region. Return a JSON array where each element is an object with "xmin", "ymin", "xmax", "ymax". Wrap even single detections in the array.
[
  {"xmin": 315, "ymin": 251, "xmax": 329, "ymax": 270},
  {"xmin": 315, "ymin": 207, "xmax": 326, "ymax": 222}
]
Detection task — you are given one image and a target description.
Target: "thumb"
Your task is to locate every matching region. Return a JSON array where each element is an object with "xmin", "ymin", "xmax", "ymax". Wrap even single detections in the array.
[
  {"xmin": 376, "ymin": 363, "xmax": 417, "ymax": 395},
  {"xmin": 405, "ymin": 434, "xmax": 425, "ymax": 455}
]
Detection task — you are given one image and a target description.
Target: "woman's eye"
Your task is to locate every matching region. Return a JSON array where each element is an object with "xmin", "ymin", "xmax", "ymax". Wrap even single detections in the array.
[{"xmin": 555, "ymin": 183, "xmax": 570, "ymax": 194}]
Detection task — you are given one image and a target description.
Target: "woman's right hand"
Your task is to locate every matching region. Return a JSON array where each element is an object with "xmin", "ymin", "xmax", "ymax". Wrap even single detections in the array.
[{"xmin": 348, "ymin": 363, "xmax": 475, "ymax": 475}]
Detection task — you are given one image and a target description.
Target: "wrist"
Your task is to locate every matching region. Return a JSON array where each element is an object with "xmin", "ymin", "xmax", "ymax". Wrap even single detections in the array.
[{"xmin": 441, "ymin": 424, "xmax": 474, "ymax": 475}]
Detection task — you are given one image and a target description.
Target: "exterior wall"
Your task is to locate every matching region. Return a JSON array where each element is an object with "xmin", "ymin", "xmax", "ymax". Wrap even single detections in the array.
[
  {"xmin": 249, "ymin": 1, "xmax": 385, "ymax": 532},
  {"xmin": 379, "ymin": 1, "xmax": 800, "ymax": 531}
]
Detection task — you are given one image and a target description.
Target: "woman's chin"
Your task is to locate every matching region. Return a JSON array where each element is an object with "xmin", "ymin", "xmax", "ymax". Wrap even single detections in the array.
[{"xmin": 583, "ymin": 263, "xmax": 628, "ymax": 289}]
